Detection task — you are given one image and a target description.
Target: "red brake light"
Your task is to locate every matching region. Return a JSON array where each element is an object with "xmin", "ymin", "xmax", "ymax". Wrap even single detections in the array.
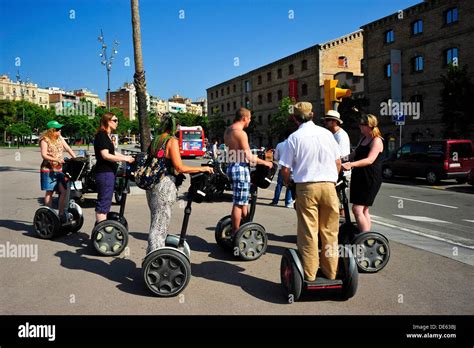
[{"xmin": 444, "ymin": 160, "xmax": 449, "ymax": 170}]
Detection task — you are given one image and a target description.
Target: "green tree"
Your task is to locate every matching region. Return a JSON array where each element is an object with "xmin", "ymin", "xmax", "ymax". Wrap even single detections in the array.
[
  {"xmin": 7, "ymin": 123, "xmax": 31, "ymax": 148},
  {"xmin": 270, "ymin": 97, "xmax": 294, "ymax": 141},
  {"xmin": 440, "ymin": 65, "xmax": 474, "ymax": 138},
  {"xmin": 208, "ymin": 111, "xmax": 226, "ymax": 141}
]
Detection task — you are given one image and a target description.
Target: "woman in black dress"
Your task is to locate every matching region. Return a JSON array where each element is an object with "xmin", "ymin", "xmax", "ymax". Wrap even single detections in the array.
[{"xmin": 342, "ymin": 114, "xmax": 384, "ymax": 232}]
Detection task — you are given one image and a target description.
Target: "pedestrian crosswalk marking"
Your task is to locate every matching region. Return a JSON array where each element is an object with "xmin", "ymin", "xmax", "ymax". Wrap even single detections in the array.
[
  {"xmin": 392, "ymin": 215, "xmax": 452, "ymax": 223},
  {"xmin": 462, "ymin": 220, "xmax": 474, "ymax": 223}
]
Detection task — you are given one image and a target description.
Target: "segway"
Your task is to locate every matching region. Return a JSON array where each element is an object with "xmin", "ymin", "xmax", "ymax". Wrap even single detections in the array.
[
  {"xmin": 280, "ymin": 246, "xmax": 358, "ymax": 302},
  {"xmin": 214, "ymin": 162, "xmax": 277, "ymax": 261},
  {"xmin": 90, "ymin": 157, "xmax": 135, "ymax": 257},
  {"xmin": 142, "ymin": 172, "xmax": 210, "ymax": 297},
  {"xmin": 337, "ymin": 175, "xmax": 390, "ymax": 273},
  {"xmin": 33, "ymin": 158, "xmax": 87, "ymax": 239}
]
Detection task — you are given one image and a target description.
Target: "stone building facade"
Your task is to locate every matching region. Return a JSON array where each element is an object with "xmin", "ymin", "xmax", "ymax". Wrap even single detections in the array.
[
  {"xmin": 361, "ymin": 0, "xmax": 474, "ymax": 142},
  {"xmin": 207, "ymin": 31, "xmax": 364, "ymax": 147}
]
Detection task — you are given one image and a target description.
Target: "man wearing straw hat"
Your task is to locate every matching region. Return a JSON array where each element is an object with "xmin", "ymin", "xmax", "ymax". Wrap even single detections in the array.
[
  {"xmin": 324, "ymin": 110, "xmax": 352, "ymax": 217},
  {"xmin": 279, "ymin": 102, "xmax": 341, "ymax": 282}
]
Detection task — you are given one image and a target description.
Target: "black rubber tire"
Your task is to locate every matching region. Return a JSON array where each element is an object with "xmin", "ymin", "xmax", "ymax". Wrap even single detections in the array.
[
  {"xmin": 338, "ymin": 222, "xmax": 359, "ymax": 245},
  {"xmin": 339, "ymin": 246, "xmax": 358, "ymax": 299},
  {"xmin": 351, "ymin": 232, "xmax": 390, "ymax": 273},
  {"xmin": 426, "ymin": 171, "xmax": 439, "ymax": 185},
  {"xmin": 280, "ymin": 250, "xmax": 303, "ymax": 302},
  {"xmin": 33, "ymin": 208, "xmax": 61, "ymax": 239},
  {"xmin": 91, "ymin": 220, "xmax": 129, "ymax": 256},
  {"xmin": 67, "ymin": 202, "xmax": 84, "ymax": 233},
  {"xmin": 382, "ymin": 166, "xmax": 394, "ymax": 180},
  {"xmin": 233, "ymin": 223, "xmax": 268, "ymax": 261},
  {"xmin": 106, "ymin": 212, "xmax": 128, "ymax": 231},
  {"xmin": 143, "ymin": 249, "xmax": 191, "ymax": 297},
  {"xmin": 215, "ymin": 215, "xmax": 233, "ymax": 250}
]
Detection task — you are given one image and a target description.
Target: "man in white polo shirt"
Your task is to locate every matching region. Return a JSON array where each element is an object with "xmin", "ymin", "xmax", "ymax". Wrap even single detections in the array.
[{"xmin": 279, "ymin": 102, "xmax": 341, "ymax": 282}]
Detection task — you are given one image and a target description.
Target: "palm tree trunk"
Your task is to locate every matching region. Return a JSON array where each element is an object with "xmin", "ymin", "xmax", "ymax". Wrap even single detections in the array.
[{"xmin": 131, "ymin": 0, "xmax": 151, "ymax": 151}]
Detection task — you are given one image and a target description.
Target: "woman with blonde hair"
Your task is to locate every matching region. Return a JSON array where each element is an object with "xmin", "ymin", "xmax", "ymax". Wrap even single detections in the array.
[
  {"xmin": 342, "ymin": 113, "xmax": 384, "ymax": 232},
  {"xmin": 40, "ymin": 120, "xmax": 76, "ymax": 222}
]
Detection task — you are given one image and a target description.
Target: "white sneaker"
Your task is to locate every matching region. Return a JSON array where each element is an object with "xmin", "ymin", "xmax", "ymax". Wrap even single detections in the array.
[{"xmin": 286, "ymin": 202, "xmax": 294, "ymax": 209}]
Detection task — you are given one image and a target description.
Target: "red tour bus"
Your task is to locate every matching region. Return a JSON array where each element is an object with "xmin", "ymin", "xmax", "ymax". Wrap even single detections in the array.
[{"xmin": 176, "ymin": 125, "xmax": 206, "ymax": 157}]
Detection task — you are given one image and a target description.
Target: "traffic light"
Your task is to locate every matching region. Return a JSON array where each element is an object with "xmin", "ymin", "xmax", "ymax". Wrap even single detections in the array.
[{"xmin": 324, "ymin": 79, "xmax": 352, "ymax": 113}]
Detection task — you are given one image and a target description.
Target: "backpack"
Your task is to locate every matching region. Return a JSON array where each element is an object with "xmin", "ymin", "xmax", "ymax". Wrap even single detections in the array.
[{"xmin": 134, "ymin": 135, "xmax": 171, "ymax": 190}]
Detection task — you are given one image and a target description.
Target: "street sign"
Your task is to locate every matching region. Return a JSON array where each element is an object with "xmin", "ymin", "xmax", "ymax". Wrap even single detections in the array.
[
  {"xmin": 393, "ymin": 113, "xmax": 405, "ymax": 125},
  {"xmin": 395, "ymin": 121, "xmax": 405, "ymax": 126}
]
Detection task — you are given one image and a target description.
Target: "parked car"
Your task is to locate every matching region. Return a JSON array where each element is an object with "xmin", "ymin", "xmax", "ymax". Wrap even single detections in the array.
[
  {"xmin": 382, "ymin": 139, "xmax": 474, "ymax": 185},
  {"xmin": 467, "ymin": 169, "xmax": 474, "ymax": 186}
]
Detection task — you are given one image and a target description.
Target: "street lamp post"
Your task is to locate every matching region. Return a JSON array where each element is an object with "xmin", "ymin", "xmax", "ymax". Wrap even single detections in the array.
[
  {"xmin": 98, "ymin": 30, "xmax": 119, "ymax": 111},
  {"xmin": 16, "ymin": 70, "xmax": 28, "ymax": 147}
]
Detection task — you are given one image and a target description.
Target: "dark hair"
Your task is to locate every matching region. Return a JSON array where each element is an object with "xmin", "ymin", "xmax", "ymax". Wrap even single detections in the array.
[
  {"xmin": 234, "ymin": 107, "xmax": 250, "ymax": 122},
  {"xmin": 96, "ymin": 112, "xmax": 115, "ymax": 134},
  {"xmin": 160, "ymin": 114, "xmax": 177, "ymax": 134}
]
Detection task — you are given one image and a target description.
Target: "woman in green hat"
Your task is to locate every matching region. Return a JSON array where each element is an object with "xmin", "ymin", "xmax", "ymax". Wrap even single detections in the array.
[{"xmin": 39, "ymin": 120, "xmax": 76, "ymax": 222}]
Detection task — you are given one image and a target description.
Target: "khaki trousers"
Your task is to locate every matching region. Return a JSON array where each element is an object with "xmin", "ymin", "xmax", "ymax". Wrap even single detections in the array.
[{"xmin": 295, "ymin": 182, "xmax": 339, "ymax": 281}]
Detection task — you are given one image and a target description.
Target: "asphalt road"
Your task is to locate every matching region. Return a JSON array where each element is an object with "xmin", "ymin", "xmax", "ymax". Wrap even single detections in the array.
[{"xmin": 0, "ymin": 147, "xmax": 473, "ymax": 315}]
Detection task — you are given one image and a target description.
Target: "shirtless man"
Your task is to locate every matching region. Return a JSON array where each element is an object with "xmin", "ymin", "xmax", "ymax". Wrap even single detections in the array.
[{"xmin": 224, "ymin": 107, "xmax": 273, "ymax": 234}]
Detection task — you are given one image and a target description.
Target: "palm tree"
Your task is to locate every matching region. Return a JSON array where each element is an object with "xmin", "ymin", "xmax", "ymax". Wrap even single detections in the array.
[{"xmin": 131, "ymin": 0, "xmax": 151, "ymax": 151}]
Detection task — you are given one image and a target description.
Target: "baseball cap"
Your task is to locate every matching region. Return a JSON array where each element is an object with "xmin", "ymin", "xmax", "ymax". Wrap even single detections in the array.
[{"xmin": 46, "ymin": 120, "xmax": 64, "ymax": 129}]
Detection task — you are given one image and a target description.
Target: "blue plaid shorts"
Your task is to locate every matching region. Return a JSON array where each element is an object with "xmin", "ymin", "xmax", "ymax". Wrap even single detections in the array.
[{"xmin": 227, "ymin": 162, "xmax": 250, "ymax": 206}]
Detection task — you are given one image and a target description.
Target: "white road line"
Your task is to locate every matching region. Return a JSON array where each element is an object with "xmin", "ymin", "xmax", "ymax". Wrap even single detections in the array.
[
  {"xmin": 463, "ymin": 220, "xmax": 474, "ymax": 223},
  {"xmin": 393, "ymin": 215, "xmax": 452, "ymax": 224},
  {"xmin": 372, "ymin": 218, "xmax": 474, "ymax": 250},
  {"xmin": 389, "ymin": 196, "xmax": 458, "ymax": 209}
]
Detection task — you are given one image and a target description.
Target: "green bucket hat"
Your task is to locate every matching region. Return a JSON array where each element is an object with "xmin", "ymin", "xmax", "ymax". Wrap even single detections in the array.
[{"xmin": 46, "ymin": 120, "xmax": 64, "ymax": 129}]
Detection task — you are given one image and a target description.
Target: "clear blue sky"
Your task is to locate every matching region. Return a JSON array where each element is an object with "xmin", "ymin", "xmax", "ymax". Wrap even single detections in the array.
[{"xmin": 0, "ymin": 0, "xmax": 420, "ymax": 101}]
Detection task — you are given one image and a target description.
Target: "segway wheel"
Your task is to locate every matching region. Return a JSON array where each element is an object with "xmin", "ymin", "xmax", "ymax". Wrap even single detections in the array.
[
  {"xmin": 33, "ymin": 208, "xmax": 61, "ymax": 239},
  {"xmin": 143, "ymin": 249, "xmax": 191, "ymax": 297},
  {"xmin": 352, "ymin": 232, "xmax": 390, "ymax": 273},
  {"xmin": 215, "ymin": 215, "xmax": 233, "ymax": 250},
  {"xmin": 91, "ymin": 220, "xmax": 128, "ymax": 256},
  {"xmin": 234, "ymin": 223, "xmax": 268, "ymax": 261},
  {"xmin": 280, "ymin": 250, "xmax": 303, "ymax": 302},
  {"xmin": 338, "ymin": 246, "xmax": 358, "ymax": 299},
  {"xmin": 107, "ymin": 212, "xmax": 128, "ymax": 230},
  {"xmin": 338, "ymin": 222, "xmax": 359, "ymax": 245},
  {"xmin": 67, "ymin": 202, "xmax": 84, "ymax": 233}
]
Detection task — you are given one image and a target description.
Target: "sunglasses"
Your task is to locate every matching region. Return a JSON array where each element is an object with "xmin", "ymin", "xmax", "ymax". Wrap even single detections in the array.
[
  {"xmin": 54, "ymin": 128, "xmax": 61, "ymax": 132},
  {"xmin": 110, "ymin": 119, "xmax": 118, "ymax": 123}
]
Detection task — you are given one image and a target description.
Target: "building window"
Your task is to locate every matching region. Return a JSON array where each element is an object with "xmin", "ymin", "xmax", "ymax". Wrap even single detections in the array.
[
  {"xmin": 245, "ymin": 97, "xmax": 250, "ymax": 108},
  {"xmin": 210, "ymin": 92, "xmax": 213, "ymax": 99},
  {"xmin": 221, "ymin": 104, "xmax": 224, "ymax": 112},
  {"xmin": 277, "ymin": 90, "xmax": 283, "ymax": 101},
  {"xmin": 227, "ymin": 103, "xmax": 230, "ymax": 111},
  {"xmin": 338, "ymin": 56, "xmax": 348, "ymax": 68},
  {"xmin": 412, "ymin": 20, "xmax": 423, "ymax": 35},
  {"xmin": 385, "ymin": 30, "xmax": 395, "ymax": 43},
  {"xmin": 258, "ymin": 75, "xmax": 262, "ymax": 85},
  {"xmin": 277, "ymin": 68, "xmax": 282, "ymax": 79},
  {"xmin": 411, "ymin": 95, "xmax": 424, "ymax": 113},
  {"xmin": 221, "ymin": 88, "xmax": 224, "ymax": 97},
  {"xmin": 258, "ymin": 95, "xmax": 263, "ymax": 105},
  {"xmin": 445, "ymin": 47, "xmax": 458, "ymax": 66},
  {"xmin": 244, "ymin": 80, "xmax": 251, "ymax": 93},
  {"xmin": 384, "ymin": 63, "xmax": 391, "ymax": 78},
  {"xmin": 445, "ymin": 7, "xmax": 458, "ymax": 25},
  {"xmin": 233, "ymin": 101, "xmax": 236, "ymax": 110},
  {"xmin": 268, "ymin": 114, "xmax": 272, "ymax": 124},
  {"xmin": 267, "ymin": 92, "xmax": 272, "ymax": 103},
  {"xmin": 412, "ymin": 56, "xmax": 424, "ymax": 72},
  {"xmin": 301, "ymin": 83, "xmax": 308, "ymax": 96},
  {"xmin": 258, "ymin": 115, "xmax": 262, "ymax": 124},
  {"xmin": 302, "ymin": 59, "xmax": 308, "ymax": 71},
  {"xmin": 289, "ymin": 64, "xmax": 294, "ymax": 75},
  {"xmin": 227, "ymin": 86, "xmax": 230, "ymax": 95},
  {"xmin": 267, "ymin": 72, "xmax": 272, "ymax": 82},
  {"xmin": 233, "ymin": 84, "xmax": 236, "ymax": 92}
]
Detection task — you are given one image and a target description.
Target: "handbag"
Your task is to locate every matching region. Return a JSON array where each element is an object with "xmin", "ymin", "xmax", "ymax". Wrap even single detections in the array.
[{"xmin": 134, "ymin": 135, "xmax": 171, "ymax": 190}]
